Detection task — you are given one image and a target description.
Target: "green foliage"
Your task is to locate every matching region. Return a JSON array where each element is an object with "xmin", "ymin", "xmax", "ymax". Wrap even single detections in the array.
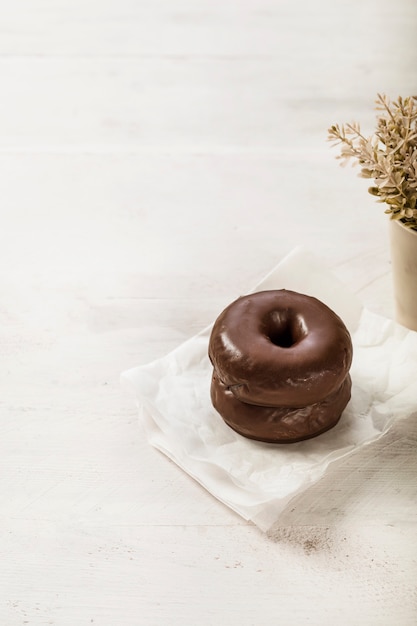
[{"xmin": 328, "ymin": 94, "xmax": 417, "ymax": 230}]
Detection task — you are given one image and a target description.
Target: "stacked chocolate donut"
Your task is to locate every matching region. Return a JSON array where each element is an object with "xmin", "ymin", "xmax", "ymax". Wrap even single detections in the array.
[{"xmin": 208, "ymin": 289, "xmax": 353, "ymax": 443}]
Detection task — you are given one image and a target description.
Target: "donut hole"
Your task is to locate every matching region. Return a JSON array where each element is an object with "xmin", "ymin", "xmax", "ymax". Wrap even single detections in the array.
[
  {"xmin": 269, "ymin": 325, "xmax": 295, "ymax": 348},
  {"xmin": 267, "ymin": 312, "xmax": 307, "ymax": 348}
]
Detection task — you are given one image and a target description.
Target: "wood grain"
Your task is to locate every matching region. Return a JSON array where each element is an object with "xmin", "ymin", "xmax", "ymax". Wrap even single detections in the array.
[{"xmin": 0, "ymin": 0, "xmax": 416, "ymax": 624}]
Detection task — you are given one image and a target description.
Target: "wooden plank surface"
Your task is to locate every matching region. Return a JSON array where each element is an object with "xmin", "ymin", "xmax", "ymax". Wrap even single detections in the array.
[{"xmin": 0, "ymin": 1, "xmax": 416, "ymax": 624}]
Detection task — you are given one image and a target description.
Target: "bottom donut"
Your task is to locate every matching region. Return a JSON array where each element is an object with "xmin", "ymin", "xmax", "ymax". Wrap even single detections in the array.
[{"xmin": 210, "ymin": 372, "xmax": 352, "ymax": 444}]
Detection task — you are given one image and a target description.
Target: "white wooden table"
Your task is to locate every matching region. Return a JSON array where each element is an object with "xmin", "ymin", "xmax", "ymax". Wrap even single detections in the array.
[{"xmin": 1, "ymin": 1, "xmax": 416, "ymax": 624}]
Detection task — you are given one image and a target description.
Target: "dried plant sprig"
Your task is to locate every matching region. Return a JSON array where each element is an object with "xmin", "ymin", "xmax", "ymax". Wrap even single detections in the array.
[{"xmin": 328, "ymin": 94, "xmax": 417, "ymax": 230}]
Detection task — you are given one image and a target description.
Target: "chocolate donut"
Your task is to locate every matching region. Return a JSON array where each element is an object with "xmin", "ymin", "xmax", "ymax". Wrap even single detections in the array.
[
  {"xmin": 211, "ymin": 370, "xmax": 352, "ymax": 443},
  {"xmin": 208, "ymin": 289, "xmax": 353, "ymax": 443},
  {"xmin": 208, "ymin": 290, "xmax": 352, "ymax": 408}
]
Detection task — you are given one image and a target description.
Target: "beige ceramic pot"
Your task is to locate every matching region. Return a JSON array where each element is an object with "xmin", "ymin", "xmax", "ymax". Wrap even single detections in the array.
[{"xmin": 389, "ymin": 219, "xmax": 417, "ymax": 331}]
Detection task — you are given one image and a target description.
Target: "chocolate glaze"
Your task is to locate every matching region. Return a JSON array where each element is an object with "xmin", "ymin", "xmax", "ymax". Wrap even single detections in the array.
[
  {"xmin": 211, "ymin": 370, "xmax": 352, "ymax": 443},
  {"xmin": 208, "ymin": 290, "xmax": 352, "ymax": 408}
]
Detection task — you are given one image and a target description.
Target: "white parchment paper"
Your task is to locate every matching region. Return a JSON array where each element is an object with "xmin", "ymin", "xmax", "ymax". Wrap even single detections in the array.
[{"xmin": 121, "ymin": 247, "xmax": 417, "ymax": 531}]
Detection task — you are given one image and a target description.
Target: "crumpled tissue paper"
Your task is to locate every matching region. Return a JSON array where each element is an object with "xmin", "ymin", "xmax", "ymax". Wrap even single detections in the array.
[{"xmin": 121, "ymin": 247, "xmax": 417, "ymax": 531}]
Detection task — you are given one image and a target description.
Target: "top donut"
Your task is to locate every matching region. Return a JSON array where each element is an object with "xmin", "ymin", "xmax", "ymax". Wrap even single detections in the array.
[{"xmin": 208, "ymin": 289, "xmax": 353, "ymax": 408}]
